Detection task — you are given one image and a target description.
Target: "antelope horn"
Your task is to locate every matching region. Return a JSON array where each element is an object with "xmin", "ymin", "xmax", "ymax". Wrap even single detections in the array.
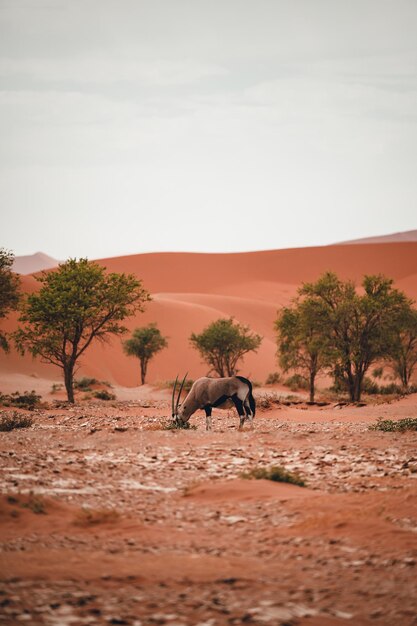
[
  {"xmin": 172, "ymin": 375, "xmax": 179, "ymax": 416},
  {"xmin": 175, "ymin": 372, "xmax": 188, "ymax": 415}
]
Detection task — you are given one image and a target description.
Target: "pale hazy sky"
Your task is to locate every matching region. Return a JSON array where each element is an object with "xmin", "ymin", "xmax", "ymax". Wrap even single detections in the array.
[{"xmin": 1, "ymin": 0, "xmax": 416, "ymax": 259}]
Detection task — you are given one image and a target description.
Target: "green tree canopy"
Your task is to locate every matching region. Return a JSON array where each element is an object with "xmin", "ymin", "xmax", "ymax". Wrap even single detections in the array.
[
  {"xmin": 123, "ymin": 323, "xmax": 168, "ymax": 385},
  {"xmin": 0, "ymin": 248, "xmax": 20, "ymax": 352},
  {"xmin": 390, "ymin": 306, "xmax": 417, "ymax": 389},
  {"xmin": 300, "ymin": 272, "xmax": 410, "ymax": 401},
  {"xmin": 190, "ymin": 317, "xmax": 262, "ymax": 378},
  {"xmin": 14, "ymin": 258, "xmax": 150, "ymax": 402},
  {"xmin": 275, "ymin": 297, "xmax": 334, "ymax": 402}
]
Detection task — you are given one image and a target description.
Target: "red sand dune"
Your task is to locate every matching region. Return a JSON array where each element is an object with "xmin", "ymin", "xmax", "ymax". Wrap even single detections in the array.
[
  {"xmin": 1, "ymin": 242, "xmax": 417, "ymax": 387},
  {"xmin": 340, "ymin": 229, "xmax": 417, "ymax": 245}
]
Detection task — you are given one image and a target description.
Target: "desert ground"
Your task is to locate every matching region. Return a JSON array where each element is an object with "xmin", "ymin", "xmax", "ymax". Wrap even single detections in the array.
[
  {"xmin": 1, "ymin": 241, "xmax": 417, "ymax": 625},
  {"xmin": 0, "ymin": 384, "xmax": 416, "ymax": 626}
]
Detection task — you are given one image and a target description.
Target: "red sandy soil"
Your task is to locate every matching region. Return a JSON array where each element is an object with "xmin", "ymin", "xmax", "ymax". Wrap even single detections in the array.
[
  {"xmin": 1, "ymin": 242, "xmax": 417, "ymax": 388},
  {"xmin": 0, "ymin": 391, "xmax": 416, "ymax": 625}
]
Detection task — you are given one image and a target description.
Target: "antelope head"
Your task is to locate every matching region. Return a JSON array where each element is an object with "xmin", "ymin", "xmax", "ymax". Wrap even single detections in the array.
[{"xmin": 171, "ymin": 373, "xmax": 188, "ymax": 427}]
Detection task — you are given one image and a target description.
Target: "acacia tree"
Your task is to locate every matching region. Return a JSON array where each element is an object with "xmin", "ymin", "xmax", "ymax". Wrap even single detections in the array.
[
  {"xmin": 301, "ymin": 272, "xmax": 410, "ymax": 401},
  {"xmin": 0, "ymin": 249, "xmax": 20, "ymax": 352},
  {"xmin": 124, "ymin": 323, "xmax": 168, "ymax": 385},
  {"xmin": 390, "ymin": 306, "xmax": 417, "ymax": 390},
  {"xmin": 14, "ymin": 258, "xmax": 150, "ymax": 403},
  {"xmin": 275, "ymin": 298, "xmax": 334, "ymax": 402},
  {"xmin": 190, "ymin": 317, "xmax": 262, "ymax": 377}
]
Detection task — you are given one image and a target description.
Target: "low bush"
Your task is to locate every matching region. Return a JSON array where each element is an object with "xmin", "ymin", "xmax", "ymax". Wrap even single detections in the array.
[
  {"xmin": 164, "ymin": 420, "xmax": 197, "ymax": 430},
  {"xmin": 93, "ymin": 390, "xmax": 116, "ymax": 401},
  {"xmin": 256, "ymin": 392, "xmax": 282, "ymax": 410},
  {"xmin": 73, "ymin": 507, "xmax": 120, "ymax": 526},
  {"xmin": 265, "ymin": 372, "xmax": 281, "ymax": 385},
  {"xmin": 361, "ymin": 377, "xmax": 380, "ymax": 395},
  {"xmin": 0, "ymin": 412, "xmax": 33, "ymax": 431},
  {"xmin": 164, "ymin": 379, "xmax": 194, "ymax": 393},
  {"xmin": 369, "ymin": 417, "xmax": 417, "ymax": 432},
  {"xmin": 7, "ymin": 493, "xmax": 46, "ymax": 514},
  {"xmin": 22, "ymin": 494, "xmax": 46, "ymax": 514},
  {"xmin": 241, "ymin": 465, "xmax": 305, "ymax": 487},
  {"xmin": 0, "ymin": 390, "xmax": 41, "ymax": 410},
  {"xmin": 284, "ymin": 374, "xmax": 309, "ymax": 391},
  {"xmin": 372, "ymin": 367, "xmax": 384, "ymax": 379},
  {"xmin": 74, "ymin": 377, "xmax": 98, "ymax": 391}
]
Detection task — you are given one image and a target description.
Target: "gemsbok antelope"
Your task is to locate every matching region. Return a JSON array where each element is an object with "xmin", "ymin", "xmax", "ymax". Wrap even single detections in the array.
[{"xmin": 172, "ymin": 374, "xmax": 256, "ymax": 430}]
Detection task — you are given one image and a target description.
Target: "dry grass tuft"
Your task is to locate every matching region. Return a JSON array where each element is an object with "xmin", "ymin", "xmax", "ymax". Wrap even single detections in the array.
[
  {"xmin": 0, "ymin": 412, "xmax": 33, "ymax": 431},
  {"xmin": 369, "ymin": 417, "xmax": 417, "ymax": 432},
  {"xmin": 241, "ymin": 465, "xmax": 306, "ymax": 487},
  {"xmin": 73, "ymin": 507, "xmax": 120, "ymax": 526}
]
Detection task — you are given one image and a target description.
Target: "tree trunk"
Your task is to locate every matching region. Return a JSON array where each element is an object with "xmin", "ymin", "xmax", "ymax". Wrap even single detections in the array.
[
  {"xmin": 346, "ymin": 369, "xmax": 355, "ymax": 402},
  {"xmin": 309, "ymin": 371, "xmax": 315, "ymax": 402},
  {"xmin": 353, "ymin": 372, "xmax": 364, "ymax": 402},
  {"xmin": 64, "ymin": 364, "xmax": 75, "ymax": 403},
  {"xmin": 140, "ymin": 359, "xmax": 147, "ymax": 385}
]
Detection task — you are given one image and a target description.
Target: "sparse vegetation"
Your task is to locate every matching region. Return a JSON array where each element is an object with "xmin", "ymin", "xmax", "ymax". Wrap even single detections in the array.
[
  {"xmin": 22, "ymin": 494, "xmax": 46, "ymax": 514},
  {"xmin": 93, "ymin": 390, "xmax": 116, "ymax": 401},
  {"xmin": 369, "ymin": 417, "xmax": 417, "ymax": 432},
  {"xmin": 265, "ymin": 372, "xmax": 281, "ymax": 385},
  {"xmin": 372, "ymin": 367, "xmax": 384, "ymax": 379},
  {"xmin": 74, "ymin": 377, "xmax": 98, "ymax": 391},
  {"xmin": 284, "ymin": 374, "xmax": 309, "ymax": 392},
  {"xmin": 163, "ymin": 379, "xmax": 195, "ymax": 393},
  {"xmin": 256, "ymin": 392, "xmax": 282, "ymax": 410},
  {"xmin": 0, "ymin": 411, "xmax": 33, "ymax": 431},
  {"xmin": 6, "ymin": 493, "xmax": 46, "ymax": 513},
  {"xmin": 73, "ymin": 507, "xmax": 120, "ymax": 526},
  {"xmin": 241, "ymin": 465, "xmax": 306, "ymax": 487},
  {"xmin": 164, "ymin": 420, "xmax": 197, "ymax": 430},
  {"xmin": 0, "ymin": 390, "xmax": 41, "ymax": 410},
  {"xmin": 51, "ymin": 383, "xmax": 63, "ymax": 394}
]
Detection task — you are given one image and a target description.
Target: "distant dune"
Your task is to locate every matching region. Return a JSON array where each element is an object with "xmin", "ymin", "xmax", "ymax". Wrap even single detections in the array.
[
  {"xmin": 340, "ymin": 229, "xmax": 417, "ymax": 245},
  {"xmin": 2, "ymin": 239, "xmax": 417, "ymax": 387},
  {"xmin": 12, "ymin": 252, "xmax": 59, "ymax": 275}
]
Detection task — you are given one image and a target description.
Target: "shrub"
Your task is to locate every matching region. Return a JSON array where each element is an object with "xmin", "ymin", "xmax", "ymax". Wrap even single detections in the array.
[
  {"xmin": 362, "ymin": 378, "xmax": 404, "ymax": 395},
  {"xmin": 265, "ymin": 372, "xmax": 281, "ymax": 385},
  {"xmin": 51, "ymin": 383, "xmax": 63, "ymax": 394},
  {"xmin": 74, "ymin": 377, "xmax": 98, "ymax": 391},
  {"xmin": 284, "ymin": 374, "xmax": 309, "ymax": 391},
  {"xmin": 379, "ymin": 383, "xmax": 403, "ymax": 395},
  {"xmin": 0, "ymin": 390, "xmax": 41, "ymax": 410},
  {"xmin": 73, "ymin": 507, "xmax": 120, "ymax": 526},
  {"xmin": 93, "ymin": 390, "xmax": 116, "ymax": 401},
  {"xmin": 256, "ymin": 392, "xmax": 281, "ymax": 410},
  {"xmin": 0, "ymin": 412, "xmax": 33, "ymax": 431},
  {"xmin": 22, "ymin": 494, "xmax": 46, "ymax": 514},
  {"xmin": 164, "ymin": 420, "xmax": 197, "ymax": 430},
  {"xmin": 369, "ymin": 418, "xmax": 417, "ymax": 432},
  {"xmin": 372, "ymin": 367, "xmax": 384, "ymax": 379},
  {"xmin": 165, "ymin": 379, "xmax": 194, "ymax": 393},
  {"xmin": 241, "ymin": 465, "xmax": 305, "ymax": 487},
  {"xmin": 361, "ymin": 377, "xmax": 380, "ymax": 395}
]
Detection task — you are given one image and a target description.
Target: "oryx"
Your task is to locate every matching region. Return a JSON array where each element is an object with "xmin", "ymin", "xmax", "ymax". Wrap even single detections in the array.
[{"xmin": 172, "ymin": 374, "xmax": 256, "ymax": 430}]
